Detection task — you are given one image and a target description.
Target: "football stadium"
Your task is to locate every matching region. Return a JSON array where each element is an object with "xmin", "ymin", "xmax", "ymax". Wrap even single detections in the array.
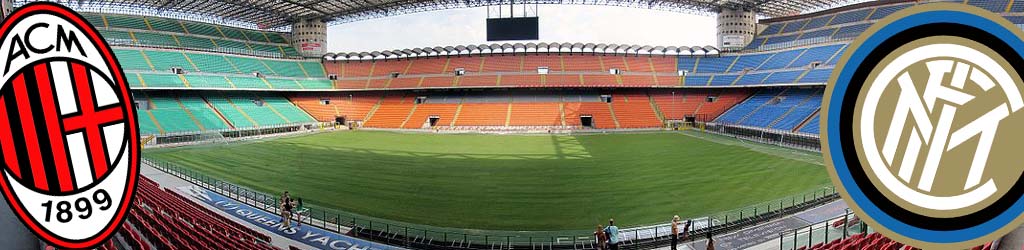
[{"xmin": 0, "ymin": 0, "xmax": 1023, "ymax": 249}]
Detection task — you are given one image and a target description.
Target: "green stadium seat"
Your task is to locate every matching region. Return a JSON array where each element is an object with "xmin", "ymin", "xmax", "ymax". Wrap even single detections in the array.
[
  {"xmin": 135, "ymin": 110, "xmax": 160, "ymax": 135},
  {"xmin": 145, "ymin": 51, "xmax": 193, "ymax": 72},
  {"xmin": 132, "ymin": 32, "xmax": 178, "ymax": 48},
  {"xmin": 214, "ymin": 39, "xmax": 251, "ymax": 53},
  {"xmin": 300, "ymin": 62, "xmax": 326, "ymax": 77},
  {"xmin": 282, "ymin": 47, "xmax": 301, "ymax": 57},
  {"xmin": 249, "ymin": 44, "xmax": 283, "ymax": 57},
  {"xmin": 82, "ymin": 13, "xmax": 106, "ymax": 28},
  {"xmin": 176, "ymin": 36, "xmax": 217, "ymax": 50},
  {"xmin": 178, "ymin": 97, "xmax": 230, "ymax": 130},
  {"xmin": 263, "ymin": 60, "xmax": 306, "ymax": 77},
  {"xmin": 124, "ymin": 72, "xmax": 143, "ymax": 87},
  {"xmin": 147, "ymin": 18, "xmax": 186, "ymax": 33},
  {"xmin": 228, "ymin": 57, "xmax": 271, "ymax": 75},
  {"xmin": 139, "ymin": 73, "xmax": 186, "ymax": 88},
  {"xmin": 259, "ymin": 95, "xmax": 314, "ymax": 123},
  {"xmin": 298, "ymin": 79, "xmax": 333, "ymax": 89},
  {"xmin": 183, "ymin": 22, "xmax": 224, "ymax": 37},
  {"xmin": 100, "ymin": 30, "xmax": 134, "ymax": 45},
  {"xmin": 147, "ymin": 96, "xmax": 200, "ymax": 133},
  {"xmin": 226, "ymin": 94, "xmax": 288, "ymax": 125},
  {"xmin": 265, "ymin": 78, "xmax": 302, "ymax": 89},
  {"xmin": 105, "ymin": 15, "xmax": 149, "ymax": 30},
  {"xmin": 186, "ymin": 53, "xmax": 238, "ymax": 74},
  {"xmin": 219, "ymin": 28, "xmax": 248, "ymax": 41},
  {"xmin": 242, "ymin": 30, "xmax": 270, "ymax": 42},
  {"xmin": 228, "ymin": 76, "xmax": 269, "ymax": 89},
  {"xmin": 205, "ymin": 96, "xmax": 255, "ymax": 128},
  {"xmin": 184, "ymin": 75, "xmax": 233, "ymax": 88},
  {"xmin": 266, "ymin": 33, "xmax": 289, "ymax": 43},
  {"xmin": 113, "ymin": 50, "xmax": 151, "ymax": 71}
]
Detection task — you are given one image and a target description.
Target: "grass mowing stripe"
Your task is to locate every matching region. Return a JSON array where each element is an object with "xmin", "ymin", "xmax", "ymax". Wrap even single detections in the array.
[{"xmin": 144, "ymin": 130, "xmax": 829, "ymax": 231}]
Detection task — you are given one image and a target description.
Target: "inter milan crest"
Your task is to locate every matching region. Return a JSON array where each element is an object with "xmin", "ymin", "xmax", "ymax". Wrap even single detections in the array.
[
  {"xmin": 823, "ymin": 3, "xmax": 1024, "ymax": 249},
  {"xmin": 0, "ymin": 2, "xmax": 140, "ymax": 249}
]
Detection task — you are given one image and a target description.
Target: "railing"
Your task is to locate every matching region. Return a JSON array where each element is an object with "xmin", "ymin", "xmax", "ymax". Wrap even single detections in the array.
[
  {"xmin": 778, "ymin": 210, "xmax": 869, "ymax": 250},
  {"xmin": 703, "ymin": 123, "xmax": 821, "ymax": 152},
  {"xmin": 143, "ymin": 122, "xmax": 329, "ymax": 147},
  {"xmin": 145, "ymin": 156, "xmax": 840, "ymax": 250}
]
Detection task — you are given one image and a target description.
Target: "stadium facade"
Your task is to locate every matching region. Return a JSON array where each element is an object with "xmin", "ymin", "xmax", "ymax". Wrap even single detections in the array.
[{"xmin": 0, "ymin": 0, "xmax": 1017, "ymax": 249}]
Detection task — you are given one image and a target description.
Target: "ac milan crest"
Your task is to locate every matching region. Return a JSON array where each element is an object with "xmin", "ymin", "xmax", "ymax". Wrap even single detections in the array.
[{"xmin": 0, "ymin": 2, "xmax": 139, "ymax": 249}]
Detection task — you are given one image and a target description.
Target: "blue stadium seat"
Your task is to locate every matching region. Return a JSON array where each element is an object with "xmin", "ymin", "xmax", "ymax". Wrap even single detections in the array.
[
  {"xmin": 799, "ymin": 114, "xmax": 820, "ymax": 134},
  {"xmin": 828, "ymin": 9, "xmax": 871, "ymax": 26},
  {"xmin": 729, "ymin": 54, "xmax": 772, "ymax": 72},
  {"xmin": 709, "ymin": 75, "xmax": 739, "ymax": 86},
  {"xmin": 799, "ymin": 69, "xmax": 833, "ymax": 83},
  {"xmin": 758, "ymin": 50, "xmax": 804, "ymax": 70},
  {"xmin": 684, "ymin": 76, "xmax": 711, "ymax": 86},
  {"xmin": 735, "ymin": 72, "xmax": 771, "ymax": 85},
  {"xmin": 789, "ymin": 44, "xmax": 844, "ymax": 68},
  {"xmin": 716, "ymin": 88, "xmax": 785, "ymax": 124},
  {"xmin": 763, "ymin": 70, "xmax": 804, "ymax": 84},
  {"xmin": 695, "ymin": 56, "xmax": 736, "ymax": 73}
]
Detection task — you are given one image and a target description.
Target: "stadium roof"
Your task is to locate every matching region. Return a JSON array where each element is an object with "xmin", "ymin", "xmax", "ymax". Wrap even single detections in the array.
[
  {"xmin": 323, "ymin": 42, "xmax": 720, "ymax": 60},
  {"xmin": 21, "ymin": 0, "xmax": 873, "ymax": 29}
]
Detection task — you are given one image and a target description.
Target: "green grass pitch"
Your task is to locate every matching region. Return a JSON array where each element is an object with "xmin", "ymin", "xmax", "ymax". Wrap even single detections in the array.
[{"xmin": 144, "ymin": 130, "xmax": 829, "ymax": 231}]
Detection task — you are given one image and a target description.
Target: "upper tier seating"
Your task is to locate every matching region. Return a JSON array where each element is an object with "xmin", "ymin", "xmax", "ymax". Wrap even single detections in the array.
[{"xmin": 80, "ymin": 12, "xmax": 299, "ymax": 57}]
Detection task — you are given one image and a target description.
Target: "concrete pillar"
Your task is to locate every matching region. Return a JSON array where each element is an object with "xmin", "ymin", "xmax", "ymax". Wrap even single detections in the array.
[
  {"xmin": 717, "ymin": 8, "xmax": 757, "ymax": 51},
  {"xmin": 290, "ymin": 18, "xmax": 327, "ymax": 58}
]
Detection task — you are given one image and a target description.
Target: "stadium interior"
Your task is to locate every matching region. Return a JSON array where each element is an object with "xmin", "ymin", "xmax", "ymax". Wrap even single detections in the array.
[{"xmin": 1, "ymin": 0, "xmax": 1021, "ymax": 249}]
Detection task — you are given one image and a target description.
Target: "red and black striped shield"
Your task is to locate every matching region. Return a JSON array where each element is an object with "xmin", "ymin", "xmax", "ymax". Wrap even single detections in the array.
[{"xmin": 0, "ymin": 3, "xmax": 139, "ymax": 249}]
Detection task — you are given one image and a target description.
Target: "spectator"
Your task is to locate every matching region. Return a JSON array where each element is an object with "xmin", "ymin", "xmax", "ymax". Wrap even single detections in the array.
[
  {"xmin": 594, "ymin": 225, "xmax": 608, "ymax": 250},
  {"xmin": 282, "ymin": 192, "xmax": 294, "ymax": 227},
  {"xmin": 294, "ymin": 198, "xmax": 305, "ymax": 227},
  {"xmin": 683, "ymin": 219, "xmax": 692, "ymax": 240},
  {"xmin": 706, "ymin": 234, "xmax": 715, "ymax": 250},
  {"xmin": 279, "ymin": 191, "xmax": 289, "ymax": 223},
  {"xmin": 604, "ymin": 219, "xmax": 620, "ymax": 250},
  {"xmin": 671, "ymin": 215, "xmax": 680, "ymax": 250}
]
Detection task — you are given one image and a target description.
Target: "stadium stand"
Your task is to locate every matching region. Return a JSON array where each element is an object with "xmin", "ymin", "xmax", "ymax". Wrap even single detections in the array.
[
  {"xmin": 120, "ymin": 176, "xmax": 279, "ymax": 250},
  {"xmin": 81, "ymin": 12, "xmax": 300, "ymax": 58}
]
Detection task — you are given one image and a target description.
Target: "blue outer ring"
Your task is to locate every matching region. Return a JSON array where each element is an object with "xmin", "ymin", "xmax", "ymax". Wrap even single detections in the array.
[{"xmin": 827, "ymin": 9, "xmax": 1024, "ymax": 243}]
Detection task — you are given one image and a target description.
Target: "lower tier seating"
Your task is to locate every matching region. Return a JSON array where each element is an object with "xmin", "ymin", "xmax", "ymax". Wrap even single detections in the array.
[{"xmin": 136, "ymin": 92, "xmax": 315, "ymax": 135}]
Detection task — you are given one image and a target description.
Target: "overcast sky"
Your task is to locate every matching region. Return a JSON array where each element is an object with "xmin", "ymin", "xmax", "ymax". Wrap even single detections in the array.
[{"xmin": 326, "ymin": 5, "xmax": 718, "ymax": 53}]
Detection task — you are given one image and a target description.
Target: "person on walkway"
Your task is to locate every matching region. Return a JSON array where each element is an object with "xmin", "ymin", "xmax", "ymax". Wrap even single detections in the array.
[
  {"xmin": 282, "ymin": 192, "xmax": 294, "ymax": 227},
  {"xmin": 683, "ymin": 219, "xmax": 692, "ymax": 241},
  {"xmin": 604, "ymin": 219, "xmax": 620, "ymax": 250},
  {"xmin": 671, "ymin": 215, "xmax": 681, "ymax": 250},
  {"xmin": 594, "ymin": 225, "xmax": 608, "ymax": 250},
  {"xmin": 706, "ymin": 234, "xmax": 715, "ymax": 250}
]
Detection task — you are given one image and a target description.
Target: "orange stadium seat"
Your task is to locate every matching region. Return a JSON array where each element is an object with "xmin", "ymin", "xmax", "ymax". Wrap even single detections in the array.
[
  {"xmin": 421, "ymin": 76, "xmax": 455, "ymax": 88},
  {"xmin": 509, "ymin": 103, "xmax": 562, "ymax": 126},
  {"xmin": 522, "ymin": 55, "xmax": 563, "ymax": 72},
  {"xmin": 545, "ymin": 74, "xmax": 582, "ymax": 86},
  {"xmin": 612, "ymin": 93, "xmax": 661, "ymax": 128},
  {"xmin": 482, "ymin": 56, "xmax": 522, "ymax": 72},
  {"xmin": 402, "ymin": 104, "xmax": 459, "ymax": 128},
  {"xmin": 447, "ymin": 57, "xmax": 485, "ymax": 73},
  {"xmin": 405, "ymin": 58, "xmax": 448, "ymax": 74},
  {"xmin": 562, "ymin": 55, "xmax": 605, "ymax": 71},
  {"xmin": 456, "ymin": 75, "xmax": 499, "ymax": 87},
  {"xmin": 582, "ymin": 74, "xmax": 620, "ymax": 87},
  {"xmin": 389, "ymin": 77, "xmax": 422, "ymax": 89},
  {"xmin": 454, "ymin": 103, "xmax": 509, "ymax": 126},
  {"xmin": 500, "ymin": 74, "xmax": 543, "ymax": 87}
]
